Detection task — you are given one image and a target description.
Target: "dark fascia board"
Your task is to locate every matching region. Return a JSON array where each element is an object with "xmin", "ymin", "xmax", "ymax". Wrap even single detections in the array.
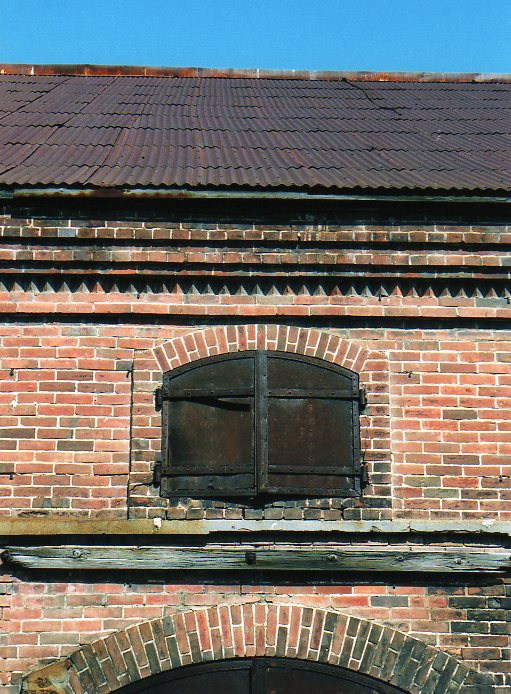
[{"xmin": 1, "ymin": 187, "xmax": 511, "ymax": 204}]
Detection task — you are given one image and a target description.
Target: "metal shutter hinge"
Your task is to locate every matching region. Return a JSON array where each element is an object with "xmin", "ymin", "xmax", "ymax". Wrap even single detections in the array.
[
  {"xmin": 153, "ymin": 458, "xmax": 162, "ymax": 487},
  {"xmin": 154, "ymin": 387, "xmax": 163, "ymax": 412},
  {"xmin": 361, "ymin": 464, "xmax": 369, "ymax": 488},
  {"xmin": 358, "ymin": 387, "xmax": 367, "ymax": 411}
]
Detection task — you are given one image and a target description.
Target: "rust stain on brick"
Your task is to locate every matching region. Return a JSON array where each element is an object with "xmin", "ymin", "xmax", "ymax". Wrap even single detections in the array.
[{"xmin": 22, "ymin": 660, "xmax": 70, "ymax": 694}]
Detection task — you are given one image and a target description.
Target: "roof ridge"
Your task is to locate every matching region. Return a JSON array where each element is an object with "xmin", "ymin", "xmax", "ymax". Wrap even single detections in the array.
[{"xmin": 1, "ymin": 64, "xmax": 511, "ymax": 83}]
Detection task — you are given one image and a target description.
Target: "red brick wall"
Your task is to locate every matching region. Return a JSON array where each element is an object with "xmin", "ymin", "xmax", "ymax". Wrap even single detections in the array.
[
  {"xmin": 1, "ymin": 322, "xmax": 510, "ymax": 521},
  {"xmin": 1, "ymin": 577, "xmax": 509, "ymax": 691},
  {"xmin": 1, "ymin": 210, "xmax": 510, "ymax": 691}
]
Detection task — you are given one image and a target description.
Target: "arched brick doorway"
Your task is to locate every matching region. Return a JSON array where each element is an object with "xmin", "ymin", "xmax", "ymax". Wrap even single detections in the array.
[
  {"xmin": 117, "ymin": 658, "xmax": 405, "ymax": 693},
  {"xmin": 22, "ymin": 604, "xmax": 493, "ymax": 694}
]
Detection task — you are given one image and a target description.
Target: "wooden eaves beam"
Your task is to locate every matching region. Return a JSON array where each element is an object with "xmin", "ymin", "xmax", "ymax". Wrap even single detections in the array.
[{"xmin": 3, "ymin": 545, "xmax": 510, "ymax": 573}]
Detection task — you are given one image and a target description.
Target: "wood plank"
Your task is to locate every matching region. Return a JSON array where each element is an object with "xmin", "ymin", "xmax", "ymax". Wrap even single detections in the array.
[
  {"xmin": 1, "ymin": 518, "xmax": 511, "ymax": 537},
  {"xmin": 3, "ymin": 545, "xmax": 511, "ymax": 572}
]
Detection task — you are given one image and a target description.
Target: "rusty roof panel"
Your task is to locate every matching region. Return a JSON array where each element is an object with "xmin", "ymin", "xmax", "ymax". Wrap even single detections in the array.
[
  {"xmin": 1, "ymin": 64, "xmax": 511, "ymax": 82},
  {"xmin": 0, "ymin": 73, "xmax": 509, "ymax": 193}
]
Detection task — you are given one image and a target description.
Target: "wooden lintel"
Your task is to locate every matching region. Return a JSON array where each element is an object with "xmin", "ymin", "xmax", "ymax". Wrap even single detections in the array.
[
  {"xmin": 1, "ymin": 518, "xmax": 511, "ymax": 538},
  {"xmin": 3, "ymin": 545, "xmax": 510, "ymax": 573}
]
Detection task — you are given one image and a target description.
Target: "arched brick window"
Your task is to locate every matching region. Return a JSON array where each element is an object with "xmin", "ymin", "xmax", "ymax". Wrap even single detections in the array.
[{"xmin": 156, "ymin": 350, "xmax": 364, "ymax": 498}]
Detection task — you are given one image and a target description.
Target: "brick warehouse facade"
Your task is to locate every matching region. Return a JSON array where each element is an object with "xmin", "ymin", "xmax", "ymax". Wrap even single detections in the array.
[{"xmin": 0, "ymin": 67, "xmax": 511, "ymax": 693}]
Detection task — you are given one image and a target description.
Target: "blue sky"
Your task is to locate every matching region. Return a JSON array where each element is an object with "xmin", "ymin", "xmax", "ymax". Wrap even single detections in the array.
[{"xmin": 2, "ymin": 0, "xmax": 510, "ymax": 73}]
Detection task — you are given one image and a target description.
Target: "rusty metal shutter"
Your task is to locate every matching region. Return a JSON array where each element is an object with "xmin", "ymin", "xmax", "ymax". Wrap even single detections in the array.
[
  {"xmin": 263, "ymin": 353, "xmax": 361, "ymax": 497},
  {"xmin": 160, "ymin": 353, "xmax": 256, "ymax": 497},
  {"xmin": 159, "ymin": 351, "xmax": 361, "ymax": 498}
]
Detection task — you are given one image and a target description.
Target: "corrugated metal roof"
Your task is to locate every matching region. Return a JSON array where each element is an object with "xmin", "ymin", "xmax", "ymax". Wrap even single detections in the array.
[{"xmin": 0, "ymin": 68, "xmax": 509, "ymax": 193}]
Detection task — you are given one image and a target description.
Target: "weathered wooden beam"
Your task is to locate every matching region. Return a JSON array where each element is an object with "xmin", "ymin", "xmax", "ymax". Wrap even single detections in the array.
[
  {"xmin": 3, "ymin": 545, "xmax": 510, "ymax": 573},
  {"xmin": 1, "ymin": 518, "xmax": 511, "ymax": 538}
]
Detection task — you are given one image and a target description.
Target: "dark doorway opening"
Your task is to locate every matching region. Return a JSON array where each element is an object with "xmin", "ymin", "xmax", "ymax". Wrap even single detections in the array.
[{"xmin": 118, "ymin": 657, "xmax": 406, "ymax": 693}]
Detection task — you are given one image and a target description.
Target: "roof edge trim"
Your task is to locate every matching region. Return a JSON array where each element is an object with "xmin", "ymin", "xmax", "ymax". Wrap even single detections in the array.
[
  {"xmin": 1, "ymin": 63, "xmax": 511, "ymax": 82},
  {"xmin": 2, "ymin": 187, "xmax": 511, "ymax": 204}
]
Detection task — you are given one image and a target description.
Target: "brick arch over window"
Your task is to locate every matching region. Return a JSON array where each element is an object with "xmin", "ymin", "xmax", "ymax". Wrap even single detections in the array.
[
  {"xmin": 152, "ymin": 325, "xmax": 374, "ymax": 375},
  {"xmin": 22, "ymin": 603, "xmax": 492, "ymax": 694}
]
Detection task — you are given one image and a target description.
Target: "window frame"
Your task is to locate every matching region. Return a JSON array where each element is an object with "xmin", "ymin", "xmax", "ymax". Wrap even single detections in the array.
[{"xmin": 157, "ymin": 350, "xmax": 363, "ymax": 499}]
